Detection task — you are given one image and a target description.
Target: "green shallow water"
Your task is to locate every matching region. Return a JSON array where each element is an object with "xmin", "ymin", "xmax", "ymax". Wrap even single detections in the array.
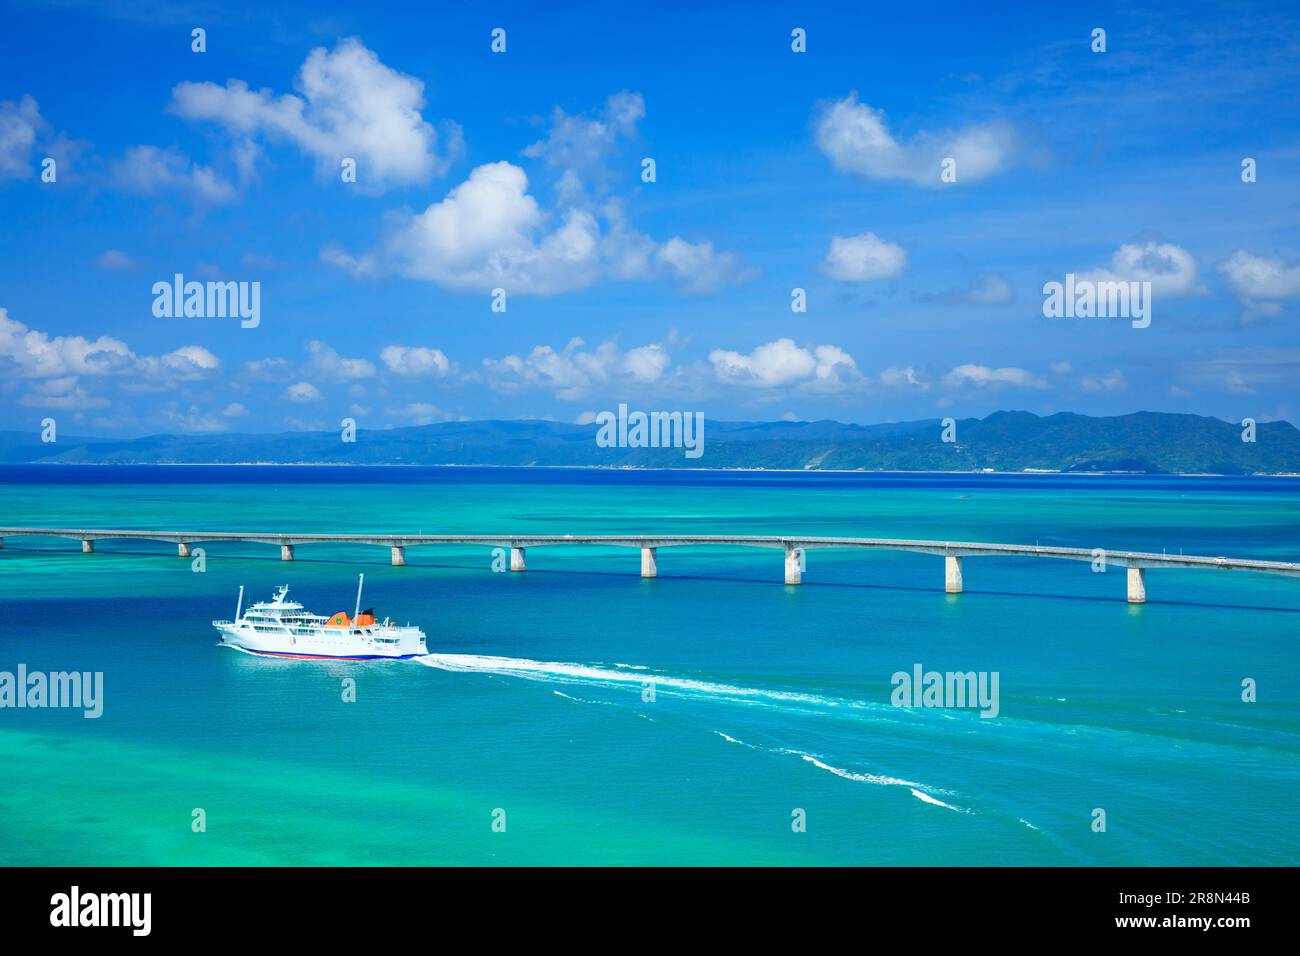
[{"xmin": 0, "ymin": 466, "xmax": 1297, "ymax": 865}]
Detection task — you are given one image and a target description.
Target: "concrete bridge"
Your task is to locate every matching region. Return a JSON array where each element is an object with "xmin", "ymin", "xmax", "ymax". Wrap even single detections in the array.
[{"xmin": 2, "ymin": 527, "xmax": 1298, "ymax": 603}]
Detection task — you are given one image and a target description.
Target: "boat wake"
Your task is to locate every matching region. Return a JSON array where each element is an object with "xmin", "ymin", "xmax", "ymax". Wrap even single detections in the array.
[
  {"xmin": 714, "ymin": 731, "xmax": 967, "ymax": 812},
  {"xmin": 414, "ymin": 653, "xmax": 967, "ymax": 813},
  {"xmin": 552, "ymin": 689, "xmax": 619, "ymax": 707},
  {"xmin": 414, "ymin": 653, "xmax": 880, "ymax": 713}
]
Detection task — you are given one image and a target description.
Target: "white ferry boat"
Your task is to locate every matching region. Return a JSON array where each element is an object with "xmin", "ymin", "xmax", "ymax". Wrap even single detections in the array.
[{"xmin": 212, "ymin": 575, "xmax": 427, "ymax": 661}]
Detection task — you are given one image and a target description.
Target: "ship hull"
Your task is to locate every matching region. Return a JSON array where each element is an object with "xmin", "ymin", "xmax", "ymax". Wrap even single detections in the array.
[
  {"xmin": 226, "ymin": 645, "xmax": 424, "ymax": 662},
  {"xmin": 214, "ymin": 623, "xmax": 426, "ymax": 660}
]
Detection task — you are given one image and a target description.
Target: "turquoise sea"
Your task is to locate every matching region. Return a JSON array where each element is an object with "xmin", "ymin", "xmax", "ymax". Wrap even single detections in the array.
[{"xmin": 0, "ymin": 465, "xmax": 1296, "ymax": 866}]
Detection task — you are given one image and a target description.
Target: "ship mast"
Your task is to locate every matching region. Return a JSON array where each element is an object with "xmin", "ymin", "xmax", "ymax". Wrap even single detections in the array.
[{"xmin": 353, "ymin": 574, "xmax": 364, "ymax": 623}]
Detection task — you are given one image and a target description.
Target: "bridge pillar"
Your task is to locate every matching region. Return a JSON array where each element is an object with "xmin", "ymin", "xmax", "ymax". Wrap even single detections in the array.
[
  {"xmin": 281, "ymin": 544, "xmax": 294, "ymax": 562},
  {"xmin": 1127, "ymin": 567, "xmax": 1146, "ymax": 604},
  {"xmin": 81, "ymin": 539, "xmax": 94, "ymax": 554},
  {"xmin": 641, "ymin": 547, "xmax": 657, "ymax": 578},
  {"xmin": 945, "ymin": 555, "xmax": 963, "ymax": 593},
  {"xmin": 510, "ymin": 547, "xmax": 526, "ymax": 572},
  {"xmin": 784, "ymin": 545, "xmax": 802, "ymax": 585},
  {"xmin": 178, "ymin": 542, "xmax": 191, "ymax": 558},
  {"xmin": 391, "ymin": 546, "xmax": 406, "ymax": 567}
]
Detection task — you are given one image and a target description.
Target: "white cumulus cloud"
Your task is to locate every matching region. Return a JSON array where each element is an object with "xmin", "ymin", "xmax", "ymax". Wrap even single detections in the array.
[
  {"xmin": 0, "ymin": 307, "xmax": 220, "ymax": 410},
  {"xmin": 1218, "ymin": 250, "xmax": 1300, "ymax": 310},
  {"xmin": 1079, "ymin": 241, "xmax": 1202, "ymax": 298},
  {"xmin": 326, "ymin": 160, "xmax": 750, "ymax": 295},
  {"xmin": 0, "ymin": 307, "xmax": 218, "ymax": 385},
  {"xmin": 170, "ymin": 37, "xmax": 458, "ymax": 188},
  {"xmin": 286, "ymin": 381, "xmax": 323, "ymax": 402},
  {"xmin": 136, "ymin": 345, "xmax": 220, "ymax": 384},
  {"xmin": 380, "ymin": 345, "xmax": 452, "ymax": 377},
  {"xmin": 821, "ymin": 232, "xmax": 907, "ymax": 282},
  {"xmin": 814, "ymin": 93, "xmax": 1018, "ymax": 186},
  {"xmin": 709, "ymin": 338, "xmax": 862, "ymax": 392}
]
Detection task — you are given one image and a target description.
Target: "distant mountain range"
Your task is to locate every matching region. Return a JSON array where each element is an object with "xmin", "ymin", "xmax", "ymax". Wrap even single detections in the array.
[{"xmin": 1, "ymin": 411, "xmax": 1296, "ymax": 474}]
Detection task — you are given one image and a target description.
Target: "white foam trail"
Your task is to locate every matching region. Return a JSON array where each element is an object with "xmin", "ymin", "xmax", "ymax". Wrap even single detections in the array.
[
  {"xmin": 1018, "ymin": 817, "xmax": 1040, "ymax": 831},
  {"xmin": 909, "ymin": 789, "xmax": 967, "ymax": 812},
  {"xmin": 552, "ymin": 689, "xmax": 616, "ymax": 707},
  {"xmin": 713, "ymin": 732, "xmax": 961, "ymax": 808},
  {"xmin": 796, "ymin": 753, "xmax": 926, "ymax": 789},
  {"xmin": 416, "ymin": 653, "xmax": 865, "ymax": 710},
  {"xmin": 420, "ymin": 656, "xmax": 965, "ymax": 811}
]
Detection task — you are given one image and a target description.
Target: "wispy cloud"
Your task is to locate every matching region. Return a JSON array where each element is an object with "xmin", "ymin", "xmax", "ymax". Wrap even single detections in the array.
[
  {"xmin": 479, "ymin": 338, "xmax": 670, "ymax": 400},
  {"xmin": 943, "ymin": 364, "xmax": 1045, "ymax": 389},
  {"xmin": 0, "ymin": 95, "xmax": 43, "ymax": 179},
  {"xmin": 1218, "ymin": 250, "xmax": 1300, "ymax": 319},
  {"xmin": 110, "ymin": 145, "xmax": 236, "ymax": 204}
]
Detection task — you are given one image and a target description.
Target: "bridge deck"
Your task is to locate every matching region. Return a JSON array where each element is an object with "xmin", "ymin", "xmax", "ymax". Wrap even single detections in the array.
[{"xmin": 1, "ymin": 527, "xmax": 1297, "ymax": 577}]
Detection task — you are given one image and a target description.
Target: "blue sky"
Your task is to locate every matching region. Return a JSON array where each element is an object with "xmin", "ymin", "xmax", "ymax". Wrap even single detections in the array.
[{"xmin": 2, "ymin": 0, "xmax": 1298, "ymax": 436}]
